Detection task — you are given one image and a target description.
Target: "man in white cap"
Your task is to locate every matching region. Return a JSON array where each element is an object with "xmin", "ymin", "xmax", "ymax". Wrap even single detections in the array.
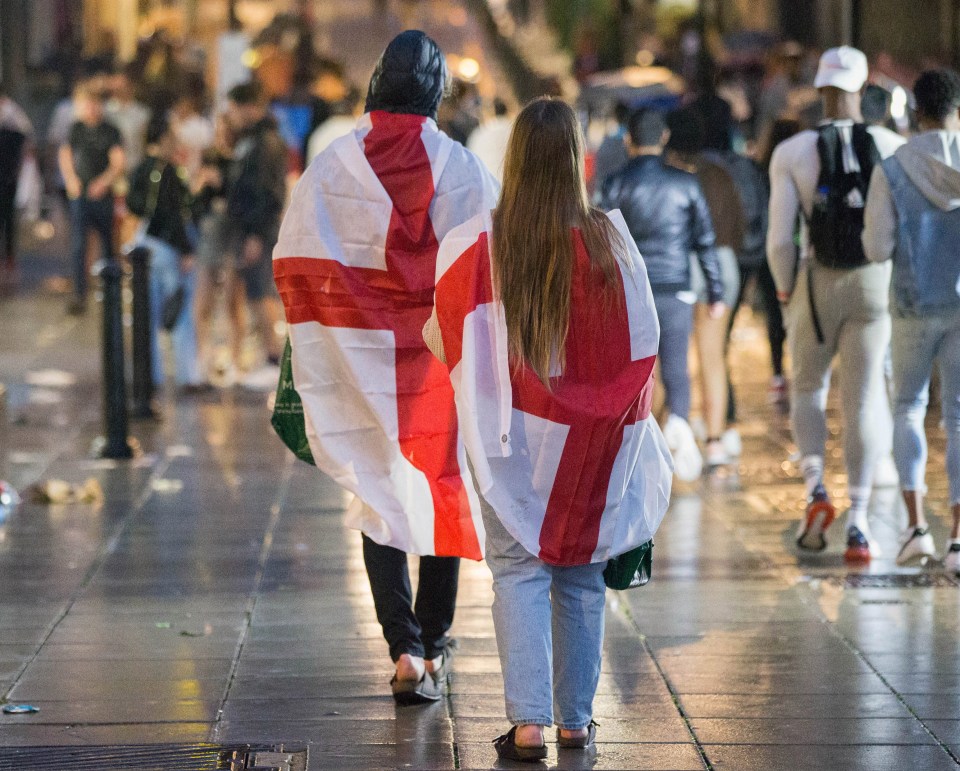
[{"xmin": 767, "ymin": 46, "xmax": 904, "ymax": 563}]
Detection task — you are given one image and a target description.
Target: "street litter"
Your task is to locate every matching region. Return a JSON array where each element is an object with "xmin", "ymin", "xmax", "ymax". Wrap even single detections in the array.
[
  {"xmin": 2, "ymin": 704, "xmax": 39, "ymax": 714},
  {"xmin": 24, "ymin": 370, "xmax": 77, "ymax": 388},
  {"xmin": 25, "ymin": 478, "xmax": 104, "ymax": 505},
  {"xmin": 151, "ymin": 478, "xmax": 184, "ymax": 494}
]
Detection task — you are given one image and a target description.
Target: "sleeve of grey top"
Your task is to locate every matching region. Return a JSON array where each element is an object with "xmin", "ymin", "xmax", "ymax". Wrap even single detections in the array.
[{"xmin": 862, "ymin": 164, "xmax": 897, "ymax": 264}]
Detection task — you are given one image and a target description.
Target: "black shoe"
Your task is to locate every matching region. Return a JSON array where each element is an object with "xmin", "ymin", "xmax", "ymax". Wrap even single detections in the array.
[
  {"xmin": 390, "ymin": 671, "xmax": 444, "ymax": 705},
  {"xmin": 557, "ymin": 720, "xmax": 598, "ymax": 749},
  {"xmin": 493, "ymin": 726, "xmax": 548, "ymax": 763}
]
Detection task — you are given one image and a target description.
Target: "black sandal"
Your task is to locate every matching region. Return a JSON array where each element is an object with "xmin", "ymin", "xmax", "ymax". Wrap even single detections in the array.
[
  {"xmin": 493, "ymin": 726, "xmax": 548, "ymax": 762},
  {"xmin": 557, "ymin": 720, "xmax": 598, "ymax": 749},
  {"xmin": 390, "ymin": 671, "xmax": 443, "ymax": 706}
]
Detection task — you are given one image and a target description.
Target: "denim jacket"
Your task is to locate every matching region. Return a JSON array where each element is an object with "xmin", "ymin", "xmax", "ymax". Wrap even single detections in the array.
[{"xmin": 882, "ymin": 155, "xmax": 960, "ymax": 315}]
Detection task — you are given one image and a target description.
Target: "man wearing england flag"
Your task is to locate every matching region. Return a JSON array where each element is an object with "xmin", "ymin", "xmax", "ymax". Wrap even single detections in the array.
[{"xmin": 274, "ymin": 32, "xmax": 498, "ymax": 705}]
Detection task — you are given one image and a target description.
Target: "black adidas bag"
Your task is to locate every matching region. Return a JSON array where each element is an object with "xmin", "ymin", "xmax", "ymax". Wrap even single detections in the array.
[{"xmin": 807, "ymin": 123, "xmax": 880, "ymax": 270}]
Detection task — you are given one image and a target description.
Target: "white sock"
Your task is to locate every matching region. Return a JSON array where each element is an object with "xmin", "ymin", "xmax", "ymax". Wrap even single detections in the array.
[
  {"xmin": 847, "ymin": 486, "xmax": 871, "ymax": 533},
  {"xmin": 800, "ymin": 455, "xmax": 824, "ymax": 497}
]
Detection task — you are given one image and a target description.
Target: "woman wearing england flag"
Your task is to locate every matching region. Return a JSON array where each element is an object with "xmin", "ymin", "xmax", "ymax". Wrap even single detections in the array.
[{"xmin": 427, "ymin": 98, "xmax": 673, "ymax": 761}]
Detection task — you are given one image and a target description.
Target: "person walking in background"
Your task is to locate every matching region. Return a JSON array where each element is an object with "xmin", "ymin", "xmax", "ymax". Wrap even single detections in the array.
[
  {"xmin": 224, "ymin": 81, "xmax": 286, "ymax": 372},
  {"xmin": 666, "ymin": 106, "xmax": 744, "ymax": 470},
  {"xmin": 755, "ymin": 118, "xmax": 801, "ymax": 407},
  {"xmin": 0, "ymin": 82, "xmax": 33, "ymax": 288},
  {"xmin": 598, "ymin": 108, "xmax": 725, "ymax": 482},
  {"xmin": 59, "ymin": 81, "xmax": 125, "ymax": 315},
  {"xmin": 193, "ymin": 115, "xmax": 246, "ymax": 384},
  {"xmin": 106, "ymin": 66, "xmax": 151, "ymax": 171},
  {"xmin": 466, "ymin": 97, "xmax": 514, "ymax": 183},
  {"xmin": 767, "ymin": 46, "xmax": 904, "ymax": 562},
  {"xmin": 863, "ymin": 68, "xmax": 960, "ymax": 570},
  {"xmin": 590, "ymin": 100, "xmax": 632, "ymax": 192},
  {"xmin": 170, "ymin": 87, "xmax": 214, "ymax": 178},
  {"xmin": 428, "ymin": 98, "xmax": 672, "ymax": 762},
  {"xmin": 273, "ymin": 31, "xmax": 498, "ymax": 704},
  {"xmin": 126, "ymin": 116, "xmax": 205, "ymax": 393}
]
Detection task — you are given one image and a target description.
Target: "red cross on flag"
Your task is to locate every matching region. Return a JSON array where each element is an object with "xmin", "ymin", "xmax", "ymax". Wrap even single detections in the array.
[
  {"xmin": 273, "ymin": 112, "xmax": 499, "ymax": 560},
  {"xmin": 434, "ymin": 211, "xmax": 673, "ymax": 567}
]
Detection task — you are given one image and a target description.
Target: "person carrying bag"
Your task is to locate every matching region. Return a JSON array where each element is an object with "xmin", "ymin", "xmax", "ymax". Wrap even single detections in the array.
[{"xmin": 427, "ymin": 98, "xmax": 672, "ymax": 762}]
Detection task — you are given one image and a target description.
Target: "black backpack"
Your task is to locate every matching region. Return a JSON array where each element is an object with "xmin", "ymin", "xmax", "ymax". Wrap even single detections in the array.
[{"xmin": 808, "ymin": 123, "xmax": 880, "ymax": 269}]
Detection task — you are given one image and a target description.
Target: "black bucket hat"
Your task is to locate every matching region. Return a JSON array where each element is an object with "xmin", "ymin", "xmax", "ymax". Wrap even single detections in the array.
[{"xmin": 365, "ymin": 30, "xmax": 447, "ymax": 120}]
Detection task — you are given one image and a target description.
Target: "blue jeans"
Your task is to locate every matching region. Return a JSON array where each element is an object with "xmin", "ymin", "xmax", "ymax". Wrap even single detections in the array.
[
  {"xmin": 652, "ymin": 291, "xmax": 694, "ymax": 420},
  {"xmin": 482, "ymin": 503, "xmax": 606, "ymax": 729},
  {"xmin": 69, "ymin": 196, "xmax": 114, "ymax": 299},
  {"xmin": 138, "ymin": 234, "xmax": 201, "ymax": 387},
  {"xmin": 892, "ymin": 311, "xmax": 960, "ymax": 505}
]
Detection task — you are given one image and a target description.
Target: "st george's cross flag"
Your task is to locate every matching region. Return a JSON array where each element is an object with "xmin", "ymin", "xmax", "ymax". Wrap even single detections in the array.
[
  {"xmin": 273, "ymin": 111, "xmax": 499, "ymax": 560},
  {"xmin": 433, "ymin": 210, "xmax": 673, "ymax": 567}
]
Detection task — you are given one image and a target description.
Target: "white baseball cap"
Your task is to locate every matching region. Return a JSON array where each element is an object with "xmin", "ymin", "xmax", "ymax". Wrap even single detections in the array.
[{"xmin": 814, "ymin": 46, "xmax": 869, "ymax": 92}]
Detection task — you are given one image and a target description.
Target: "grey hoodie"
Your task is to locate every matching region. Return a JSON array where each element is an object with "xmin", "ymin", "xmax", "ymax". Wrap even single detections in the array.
[{"xmin": 864, "ymin": 130, "xmax": 960, "ymax": 263}]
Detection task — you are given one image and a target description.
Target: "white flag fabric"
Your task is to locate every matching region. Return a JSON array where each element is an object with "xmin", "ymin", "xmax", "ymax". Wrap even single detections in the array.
[
  {"xmin": 433, "ymin": 210, "xmax": 673, "ymax": 566},
  {"xmin": 274, "ymin": 111, "xmax": 499, "ymax": 559}
]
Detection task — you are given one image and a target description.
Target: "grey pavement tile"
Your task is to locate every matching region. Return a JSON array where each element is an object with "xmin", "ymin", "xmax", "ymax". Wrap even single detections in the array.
[
  {"xmin": 703, "ymin": 744, "xmax": 960, "ymax": 771},
  {"xmin": 678, "ymin": 693, "xmax": 914, "ymax": 719},
  {"xmin": 0, "ymin": 699, "xmax": 220, "ymax": 724},
  {"xmin": 457, "ymin": 741, "xmax": 704, "ymax": 771},
  {"xmin": 901, "ymin": 693, "xmax": 960, "ymax": 719},
  {"xmin": 220, "ymin": 696, "xmax": 412, "ymax": 723},
  {"xmin": 664, "ymin": 670, "xmax": 890, "ymax": 695},
  {"xmin": 0, "ymin": 723, "xmax": 213, "ymax": 746},
  {"xmin": 217, "ymin": 714, "xmax": 454, "ymax": 745},
  {"xmin": 17, "ymin": 657, "xmax": 236, "ymax": 683},
  {"xmin": 690, "ymin": 717, "xmax": 935, "ymax": 745},
  {"xmin": 9, "ymin": 676, "xmax": 227, "ymax": 703},
  {"xmin": 34, "ymin": 639, "xmax": 241, "ymax": 661}
]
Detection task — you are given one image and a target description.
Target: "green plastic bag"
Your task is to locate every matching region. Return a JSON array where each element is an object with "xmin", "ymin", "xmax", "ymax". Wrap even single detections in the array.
[
  {"xmin": 271, "ymin": 338, "xmax": 316, "ymax": 465},
  {"xmin": 603, "ymin": 540, "xmax": 653, "ymax": 590}
]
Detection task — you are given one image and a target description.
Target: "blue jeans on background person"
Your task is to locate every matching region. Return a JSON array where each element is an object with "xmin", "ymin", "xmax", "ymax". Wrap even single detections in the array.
[
  {"xmin": 652, "ymin": 291, "xmax": 695, "ymax": 420},
  {"xmin": 138, "ymin": 233, "xmax": 201, "ymax": 388},
  {"xmin": 69, "ymin": 196, "xmax": 114, "ymax": 299},
  {"xmin": 891, "ymin": 311, "xmax": 960, "ymax": 506},
  {"xmin": 481, "ymin": 502, "xmax": 606, "ymax": 730}
]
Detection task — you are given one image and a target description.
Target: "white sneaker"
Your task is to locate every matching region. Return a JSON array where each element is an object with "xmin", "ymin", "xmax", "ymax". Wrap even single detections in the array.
[
  {"xmin": 721, "ymin": 428, "xmax": 742, "ymax": 458},
  {"xmin": 873, "ymin": 455, "xmax": 899, "ymax": 488},
  {"xmin": 663, "ymin": 415, "xmax": 703, "ymax": 482},
  {"xmin": 944, "ymin": 540, "xmax": 960, "ymax": 575},
  {"xmin": 896, "ymin": 527, "xmax": 937, "ymax": 566},
  {"xmin": 705, "ymin": 440, "xmax": 730, "ymax": 469}
]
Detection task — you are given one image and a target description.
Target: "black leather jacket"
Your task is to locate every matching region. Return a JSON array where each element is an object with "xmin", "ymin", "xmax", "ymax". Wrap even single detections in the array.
[{"xmin": 598, "ymin": 155, "xmax": 724, "ymax": 302}]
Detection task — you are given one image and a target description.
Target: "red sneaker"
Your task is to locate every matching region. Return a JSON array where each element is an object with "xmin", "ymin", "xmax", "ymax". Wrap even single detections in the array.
[{"xmin": 797, "ymin": 484, "xmax": 835, "ymax": 551}]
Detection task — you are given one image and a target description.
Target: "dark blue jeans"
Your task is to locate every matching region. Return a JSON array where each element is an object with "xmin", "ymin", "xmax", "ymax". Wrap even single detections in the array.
[
  {"xmin": 652, "ymin": 291, "xmax": 694, "ymax": 421},
  {"xmin": 69, "ymin": 196, "xmax": 114, "ymax": 299}
]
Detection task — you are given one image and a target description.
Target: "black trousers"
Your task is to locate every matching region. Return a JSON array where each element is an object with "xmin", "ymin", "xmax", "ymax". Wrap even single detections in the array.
[
  {"xmin": 728, "ymin": 259, "xmax": 786, "ymax": 422},
  {"xmin": 0, "ymin": 184, "xmax": 16, "ymax": 266},
  {"xmin": 361, "ymin": 534, "xmax": 459, "ymax": 662}
]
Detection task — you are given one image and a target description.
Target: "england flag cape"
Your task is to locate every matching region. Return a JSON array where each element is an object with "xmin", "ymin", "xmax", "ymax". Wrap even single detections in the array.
[
  {"xmin": 433, "ymin": 210, "xmax": 673, "ymax": 566},
  {"xmin": 273, "ymin": 111, "xmax": 499, "ymax": 560}
]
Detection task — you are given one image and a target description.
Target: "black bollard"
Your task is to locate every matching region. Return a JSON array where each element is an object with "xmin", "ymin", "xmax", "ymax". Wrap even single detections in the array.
[
  {"xmin": 128, "ymin": 246, "xmax": 158, "ymax": 419},
  {"xmin": 97, "ymin": 260, "xmax": 134, "ymax": 459}
]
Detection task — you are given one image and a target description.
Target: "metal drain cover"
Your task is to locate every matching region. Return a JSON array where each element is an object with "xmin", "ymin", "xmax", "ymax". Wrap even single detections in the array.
[
  {"xmin": 0, "ymin": 744, "xmax": 308, "ymax": 771},
  {"xmin": 834, "ymin": 573, "xmax": 960, "ymax": 589}
]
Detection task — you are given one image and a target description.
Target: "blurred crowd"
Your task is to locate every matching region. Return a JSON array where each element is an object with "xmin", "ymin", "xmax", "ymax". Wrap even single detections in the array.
[{"xmin": 0, "ymin": 7, "xmax": 957, "ymax": 568}]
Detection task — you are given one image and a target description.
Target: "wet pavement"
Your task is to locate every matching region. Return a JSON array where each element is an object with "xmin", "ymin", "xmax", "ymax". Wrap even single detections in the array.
[
  {"xmin": 2, "ymin": 279, "xmax": 959, "ymax": 771},
  {"xmin": 2, "ymin": 3, "xmax": 960, "ymax": 769}
]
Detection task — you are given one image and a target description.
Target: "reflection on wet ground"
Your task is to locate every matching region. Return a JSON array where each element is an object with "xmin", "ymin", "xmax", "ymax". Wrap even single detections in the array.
[{"xmin": 1, "ymin": 291, "xmax": 959, "ymax": 770}]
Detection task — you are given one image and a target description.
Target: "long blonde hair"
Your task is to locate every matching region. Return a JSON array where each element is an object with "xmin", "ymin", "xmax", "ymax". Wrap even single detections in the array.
[{"xmin": 492, "ymin": 97, "xmax": 623, "ymax": 386}]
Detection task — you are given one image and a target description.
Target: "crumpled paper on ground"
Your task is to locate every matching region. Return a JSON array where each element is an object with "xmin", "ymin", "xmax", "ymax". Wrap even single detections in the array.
[{"xmin": 24, "ymin": 478, "xmax": 104, "ymax": 505}]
